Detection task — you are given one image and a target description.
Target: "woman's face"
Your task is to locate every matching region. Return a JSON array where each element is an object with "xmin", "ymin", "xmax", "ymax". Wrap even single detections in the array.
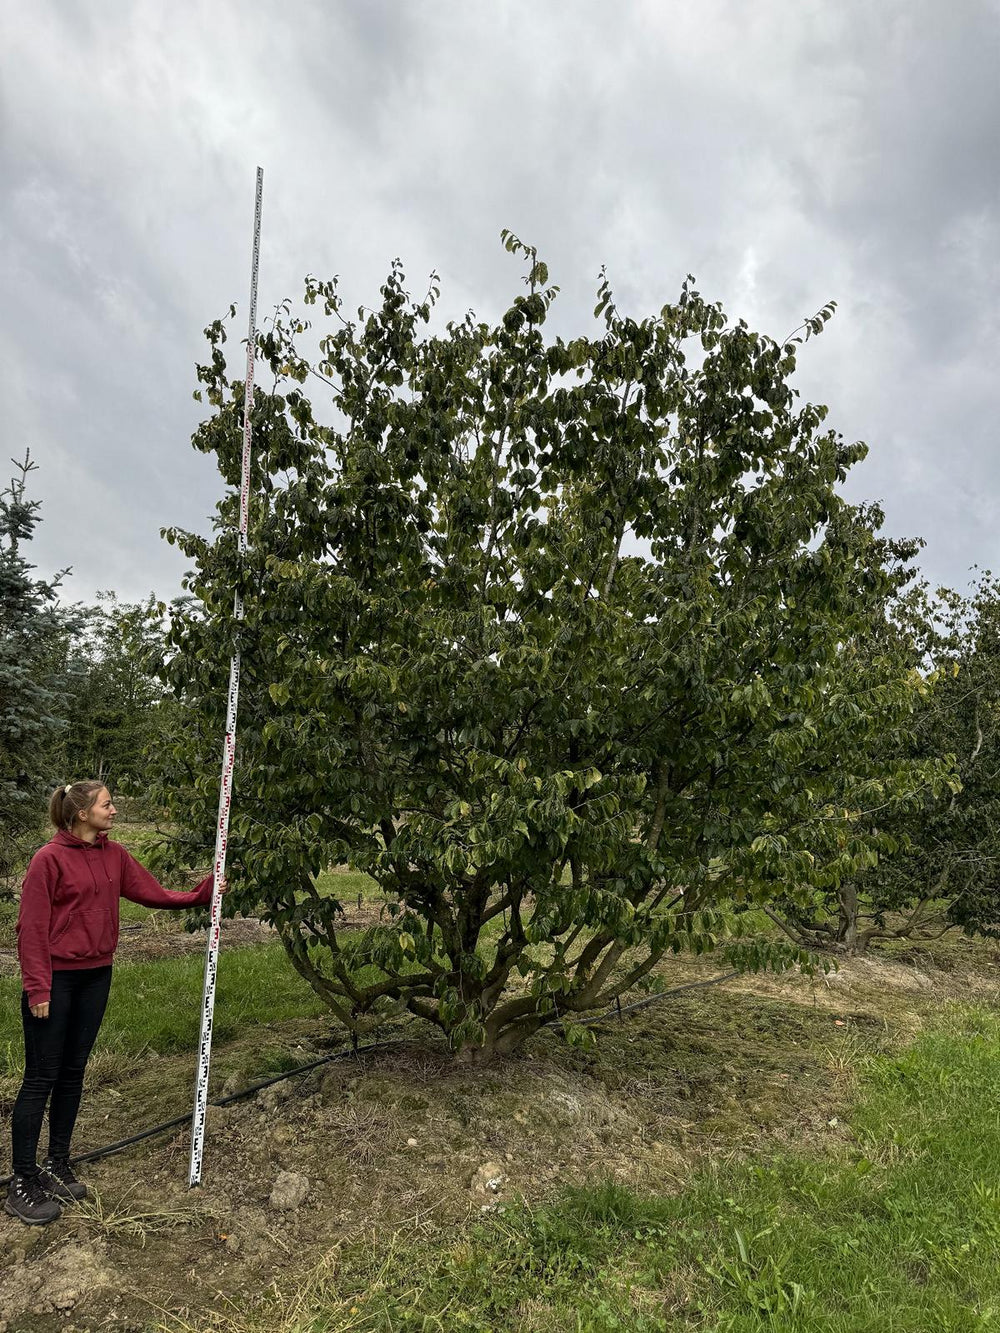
[{"xmin": 77, "ymin": 787, "xmax": 117, "ymax": 837}]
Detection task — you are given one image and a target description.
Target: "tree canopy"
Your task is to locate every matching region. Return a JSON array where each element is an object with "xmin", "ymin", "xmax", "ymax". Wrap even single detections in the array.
[{"xmin": 155, "ymin": 241, "xmax": 952, "ymax": 1057}]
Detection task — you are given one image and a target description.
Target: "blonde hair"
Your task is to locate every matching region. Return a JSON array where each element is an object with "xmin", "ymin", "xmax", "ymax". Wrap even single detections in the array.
[{"xmin": 48, "ymin": 781, "xmax": 105, "ymax": 832}]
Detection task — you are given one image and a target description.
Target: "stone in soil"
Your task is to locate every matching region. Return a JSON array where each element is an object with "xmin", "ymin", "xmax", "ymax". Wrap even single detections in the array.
[
  {"xmin": 269, "ymin": 1171, "xmax": 310, "ymax": 1211},
  {"xmin": 470, "ymin": 1162, "xmax": 506, "ymax": 1199}
]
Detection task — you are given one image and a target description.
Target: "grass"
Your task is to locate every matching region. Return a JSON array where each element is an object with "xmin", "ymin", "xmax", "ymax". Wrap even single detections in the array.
[
  {"xmin": 315, "ymin": 866, "xmax": 382, "ymax": 905},
  {"xmin": 169, "ymin": 1004, "xmax": 1000, "ymax": 1332},
  {"xmin": 0, "ymin": 941, "xmax": 329, "ymax": 1071},
  {"xmin": 0, "ymin": 940, "xmax": 348, "ymax": 1140},
  {"xmin": 8, "ymin": 820, "xmax": 1000, "ymax": 1330},
  {"xmin": 0, "ymin": 814, "xmax": 382, "ymax": 1074},
  {"xmin": 76, "ymin": 1183, "xmax": 214, "ymax": 1245}
]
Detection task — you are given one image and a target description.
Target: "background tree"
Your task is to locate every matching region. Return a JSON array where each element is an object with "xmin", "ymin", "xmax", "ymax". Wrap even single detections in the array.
[
  {"xmin": 59, "ymin": 592, "xmax": 176, "ymax": 797},
  {"xmin": 154, "ymin": 242, "xmax": 951, "ymax": 1058},
  {"xmin": 0, "ymin": 454, "xmax": 77, "ymax": 897},
  {"xmin": 770, "ymin": 573, "xmax": 1000, "ymax": 954}
]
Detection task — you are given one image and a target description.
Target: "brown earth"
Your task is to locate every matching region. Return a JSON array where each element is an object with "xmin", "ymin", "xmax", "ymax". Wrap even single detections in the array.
[{"xmin": 2, "ymin": 937, "xmax": 998, "ymax": 1333}]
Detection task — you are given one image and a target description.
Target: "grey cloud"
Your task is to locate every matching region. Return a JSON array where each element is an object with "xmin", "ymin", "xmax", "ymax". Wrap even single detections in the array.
[{"xmin": 2, "ymin": 0, "xmax": 998, "ymax": 603}]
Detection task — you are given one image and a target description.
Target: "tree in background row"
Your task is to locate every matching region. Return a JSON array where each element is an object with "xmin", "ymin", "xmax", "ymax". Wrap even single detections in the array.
[
  {"xmin": 772, "ymin": 573, "xmax": 1000, "ymax": 953},
  {"xmin": 0, "ymin": 455, "xmax": 77, "ymax": 895},
  {"xmin": 155, "ymin": 240, "xmax": 954, "ymax": 1059},
  {"xmin": 61, "ymin": 592, "xmax": 177, "ymax": 794},
  {"xmin": 1, "ymin": 456, "xmax": 176, "ymax": 902}
]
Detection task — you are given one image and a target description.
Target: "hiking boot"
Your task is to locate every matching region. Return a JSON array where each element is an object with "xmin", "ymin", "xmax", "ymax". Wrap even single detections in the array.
[
  {"xmin": 4, "ymin": 1171, "xmax": 63, "ymax": 1225},
  {"xmin": 40, "ymin": 1156, "xmax": 88, "ymax": 1202}
]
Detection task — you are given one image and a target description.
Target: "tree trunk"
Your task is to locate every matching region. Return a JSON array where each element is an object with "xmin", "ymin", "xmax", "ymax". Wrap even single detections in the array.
[{"xmin": 839, "ymin": 883, "xmax": 859, "ymax": 954}]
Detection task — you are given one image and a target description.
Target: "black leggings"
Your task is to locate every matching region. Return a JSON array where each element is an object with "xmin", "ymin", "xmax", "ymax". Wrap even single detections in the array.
[{"xmin": 11, "ymin": 966, "xmax": 112, "ymax": 1175}]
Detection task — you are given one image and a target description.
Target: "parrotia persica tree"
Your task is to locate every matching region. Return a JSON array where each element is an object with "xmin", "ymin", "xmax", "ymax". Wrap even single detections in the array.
[
  {"xmin": 771, "ymin": 573, "xmax": 999, "ymax": 953},
  {"xmin": 156, "ymin": 238, "xmax": 950, "ymax": 1058}
]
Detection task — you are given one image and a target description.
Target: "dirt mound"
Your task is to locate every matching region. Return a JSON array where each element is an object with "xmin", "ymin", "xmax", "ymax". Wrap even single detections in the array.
[
  {"xmin": 0, "ymin": 1237, "xmax": 112, "ymax": 1329},
  {"xmin": 0, "ymin": 940, "xmax": 994, "ymax": 1331}
]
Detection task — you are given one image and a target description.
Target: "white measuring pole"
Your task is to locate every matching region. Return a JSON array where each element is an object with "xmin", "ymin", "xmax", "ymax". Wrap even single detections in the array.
[{"xmin": 189, "ymin": 166, "xmax": 264, "ymax": 1187}]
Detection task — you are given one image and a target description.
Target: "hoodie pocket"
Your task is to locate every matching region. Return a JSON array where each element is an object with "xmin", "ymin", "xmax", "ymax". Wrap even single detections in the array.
[{"xmin": 50, "ymin": 908, "xmax": 117, "ymax": 961}]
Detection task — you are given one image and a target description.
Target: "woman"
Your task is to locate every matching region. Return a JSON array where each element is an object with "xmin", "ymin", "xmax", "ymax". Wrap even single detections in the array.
[{"xmin": 6, "ymin": 781, "xmax": 225, "ymax": 1226}]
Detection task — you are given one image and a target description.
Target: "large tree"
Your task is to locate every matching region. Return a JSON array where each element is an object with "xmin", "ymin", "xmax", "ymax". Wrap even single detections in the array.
[{"xmin": 155, "ymin": 242, "xmax": 949, "ymax": 1058}]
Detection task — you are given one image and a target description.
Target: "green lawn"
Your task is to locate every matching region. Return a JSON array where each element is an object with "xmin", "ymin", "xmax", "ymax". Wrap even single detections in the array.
[
  {"xmin": 315, "ymin": 867, "xmax": 381, "ymax": 903},
  {"xmin": 252, "ymin": 1006, "xmax": 1000, "ymax": 1332},
  {"xmin": 0, "ymin": 825, "xmax": 381, "ymax": 1063},
  {"xmin": 0, "ymin": 942, "xmax": 328, "ymax": 1074}
]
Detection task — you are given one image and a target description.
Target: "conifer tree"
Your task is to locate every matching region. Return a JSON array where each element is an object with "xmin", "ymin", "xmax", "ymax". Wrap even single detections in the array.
[{"xmin": 0, "ymin": 455, "xmax": 74, "ymax": 894}]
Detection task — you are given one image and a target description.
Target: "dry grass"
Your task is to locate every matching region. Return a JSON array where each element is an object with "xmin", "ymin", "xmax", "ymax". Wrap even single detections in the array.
[
  {"xmin": 75, "ymin": 1183, "xmax": 214, "ymax": 1245},
  {"xmin": 326, "ymin": 1103, "xmax": 403, "ymax": 1168},
  {"xmin": 152, "ymin": 1243, "xmax": 404, "ymax": 1333}
]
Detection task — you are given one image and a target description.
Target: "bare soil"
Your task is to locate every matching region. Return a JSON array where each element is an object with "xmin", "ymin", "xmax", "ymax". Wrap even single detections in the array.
[{"xmin": 2, "ymin": 934, "xmax": 998, "ymax": 1333}]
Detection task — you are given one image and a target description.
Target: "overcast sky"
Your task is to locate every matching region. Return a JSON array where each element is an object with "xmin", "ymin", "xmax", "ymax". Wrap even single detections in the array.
[{"xmin": 2, "ymin": 0, "xmax": 999, "ymax": 608}]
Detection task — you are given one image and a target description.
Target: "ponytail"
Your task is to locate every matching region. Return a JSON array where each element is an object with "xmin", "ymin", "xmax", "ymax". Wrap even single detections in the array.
[{"xmin": 48, "ymin": 781, "xmax": 105, "ymax": 832}]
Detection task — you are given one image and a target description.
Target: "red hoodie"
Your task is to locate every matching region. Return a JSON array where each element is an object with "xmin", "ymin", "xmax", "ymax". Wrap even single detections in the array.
[{"xmin": 16, "ymin": 830, "xmax": 214, "ymax": 1007}]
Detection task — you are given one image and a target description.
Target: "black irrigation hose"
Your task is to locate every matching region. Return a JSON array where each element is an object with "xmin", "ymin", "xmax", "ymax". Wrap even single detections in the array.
[
  {"xmin": 0, "ymin": 970, "xmax": 739, "ymax": 1190},
  {"xmin": 561, "ymin": 970, "xmax": 741, "ymax": 1027}
]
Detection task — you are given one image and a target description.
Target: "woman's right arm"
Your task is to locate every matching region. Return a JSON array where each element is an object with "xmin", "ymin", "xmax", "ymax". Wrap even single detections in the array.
[{"xmin": 17, "ymin": 852, "xmax": 57, "ymax": 1014}]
